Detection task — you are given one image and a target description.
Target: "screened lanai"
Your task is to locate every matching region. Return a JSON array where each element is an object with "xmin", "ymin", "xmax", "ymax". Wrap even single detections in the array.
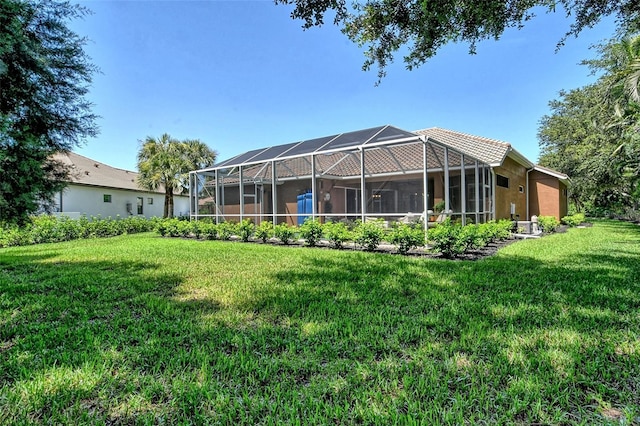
[{"xmin": 189, "ymin": 125, "xmax": 495, "ymax": 230}]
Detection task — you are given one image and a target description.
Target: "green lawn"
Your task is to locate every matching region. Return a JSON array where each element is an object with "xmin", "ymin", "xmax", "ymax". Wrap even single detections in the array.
[{"xmin": 1, "ymin": 220, "xmax": 639, "ymax": 424}]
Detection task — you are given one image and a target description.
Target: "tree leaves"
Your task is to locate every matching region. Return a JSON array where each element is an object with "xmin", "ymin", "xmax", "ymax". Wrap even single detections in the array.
[
  {"xmin": 136, "ymin": 134, "xmax": 217, "ymax": 218},
  {"xmin": 277, "ymin": 0, "xmax": 640, "ymax": 82},
  {"xmin": 0, "ymin": 0, "xmax": 97, "ymax": 224}
]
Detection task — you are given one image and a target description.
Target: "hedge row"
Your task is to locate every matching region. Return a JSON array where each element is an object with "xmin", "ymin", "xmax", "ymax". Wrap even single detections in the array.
[
  {"xmin": 0, "ymin": 215, "xmax": 157, "ymax": 248},
  {"xmin": 157, "ymin": 217, "xmax": 515, "ymax": 258}
]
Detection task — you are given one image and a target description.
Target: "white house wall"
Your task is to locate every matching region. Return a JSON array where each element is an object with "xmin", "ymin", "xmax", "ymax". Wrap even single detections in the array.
[{"xmin": 55, "ymin": 184, "xmax": 189, "ymax": 218}]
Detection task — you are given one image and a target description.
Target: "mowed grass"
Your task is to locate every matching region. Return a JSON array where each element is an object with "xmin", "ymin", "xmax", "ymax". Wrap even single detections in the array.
[{"xmin": 1, "ymin": 221, "xmax": 639, "ymax": 424}]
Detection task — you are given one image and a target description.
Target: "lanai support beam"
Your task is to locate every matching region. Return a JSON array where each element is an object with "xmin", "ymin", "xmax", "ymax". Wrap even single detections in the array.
[
  {"xmin": 461, "ymin": 153, "xmax": 466, "ymax": 225},
  {"xmin": 474, "ymin": 161, "xmax": 480, "ymax": 223},
  {"xmin": 422, "ymin": 138, "xmax": 429, "ymax": 233},
  {"xmin": 239, "ymin": 166, "xmax": 244, "ymax": 221},
  {"xmin": 444, "ymin": 147, "xmax": 450, "ymax": 214},
  {"xmin": 271, "ymin": 160, "xmax": 277, "ymax": 225},
  {"xmin": 360, "ymin": 147, "xmax": 366, "ymax": 222},
  {"xmin": 311, "ymin": 154, "xmax": 317, "ymax": 219}
]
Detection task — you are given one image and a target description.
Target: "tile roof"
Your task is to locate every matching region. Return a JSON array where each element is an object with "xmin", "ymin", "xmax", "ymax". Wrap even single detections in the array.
[
  {"xmin": 208, "ymin": 125, "xmax": 568, "ymax": 185},
  {"xmin": 414, "ymin": 127, "xmax": 511, "ymax": 166},
  {"xmin": 54, "ymin": 151, "xmax": 163, "ymax": 193}
]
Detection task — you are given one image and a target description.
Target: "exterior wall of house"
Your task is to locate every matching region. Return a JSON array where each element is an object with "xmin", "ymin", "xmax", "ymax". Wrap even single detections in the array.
[
  {"xmin": 55, "ymin": 184, "xmax": 189, "ymax": 218},
  {"xmin": 529, "ymin": 171, "xmax": 568, "ymax": 220},
  {"xmin": 493, "ymin": 157, "xmax": 528, "ymax": 220}
]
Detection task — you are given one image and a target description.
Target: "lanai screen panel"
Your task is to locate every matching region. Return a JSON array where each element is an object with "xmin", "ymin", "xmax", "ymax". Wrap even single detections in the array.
[
  {"xmin": 196, "ymin": 171, "xmax": 217, "ymax": 216},
  {"xmin": 274, "ymin": 155, "xmax": 314, "ymax": 225},
  {"xmin": 314, "ymin": 149, "xmax": 362, "ymax": 222},
  {"xmin": 447, "ymin": 150, "xmax": 463, "ymax": 215},
  {"xmin": 363, "ymin": 141, "xmax": 425, "ymax": 218}
]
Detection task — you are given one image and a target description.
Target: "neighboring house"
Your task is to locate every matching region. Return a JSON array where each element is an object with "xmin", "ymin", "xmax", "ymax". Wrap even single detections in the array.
[
  {"xmin": 189, "ymin": 125, "xmax": 568, "ymax": 228},
  {"xmin": 51, "ymin": 152, "xmax": 189, "ymax": 218}
]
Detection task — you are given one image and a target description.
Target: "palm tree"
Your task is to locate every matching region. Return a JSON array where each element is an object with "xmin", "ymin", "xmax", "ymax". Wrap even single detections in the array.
[
  {"xmin": 602, "ymin": 35, "xmax": 640, "ymax": 117},
  {"xmin": 137, "ymin": 134, "xmax": 217, "ymax": 218}
]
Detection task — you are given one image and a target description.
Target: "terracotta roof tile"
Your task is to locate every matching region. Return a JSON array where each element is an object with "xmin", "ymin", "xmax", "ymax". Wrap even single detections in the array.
[{"xmin": 414, "ymin": 127, "xmax": 511, "ymax": 165}]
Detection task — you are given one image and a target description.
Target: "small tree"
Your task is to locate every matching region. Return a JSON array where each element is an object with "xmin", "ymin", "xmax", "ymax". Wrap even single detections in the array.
[{"xmin": 137, "ymin": 135, "xmax": 217, "ymax": 218}]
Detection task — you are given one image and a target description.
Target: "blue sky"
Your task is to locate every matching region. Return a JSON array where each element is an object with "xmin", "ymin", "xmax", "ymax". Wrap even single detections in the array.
[{"xmin": 72, "ymin": 1, "xmax": 616, "ymax": 171}]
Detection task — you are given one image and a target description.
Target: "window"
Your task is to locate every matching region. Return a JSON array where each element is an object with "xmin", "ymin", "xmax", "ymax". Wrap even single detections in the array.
[
  {"xmin": 518, "ymin": 185, "xmax": 524, "ymax": 193},
  {"xmin": 103, "ymin": 194, "xmax": 112, "ymax": 203},
  {"xmin": 137, "ymin": 197, "xmax": 143, "ymax": 215},
  {"xmin": 148, "ymin": 197, "xmax": 153, "ymax": 205},
  {"xmin": 496, "ymin": 174, "xmax": 509, "ymax": 188}
]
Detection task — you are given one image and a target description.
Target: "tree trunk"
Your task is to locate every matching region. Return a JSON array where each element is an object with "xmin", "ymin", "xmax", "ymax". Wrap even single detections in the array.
[{"xmin": 164, "ymin": 187, "xmax": 174, "ymax": 218}]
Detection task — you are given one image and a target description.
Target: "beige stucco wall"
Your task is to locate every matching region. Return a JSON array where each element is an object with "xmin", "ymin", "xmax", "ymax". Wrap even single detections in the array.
[{"xmin": 493, "ymin": 156, "xmax": 527, "ymax": 220}]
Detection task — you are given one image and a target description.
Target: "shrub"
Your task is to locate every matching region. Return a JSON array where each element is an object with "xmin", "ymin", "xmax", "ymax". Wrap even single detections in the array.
[
  {"xmin": 538, "ymin": 215, "xmax": 559, "ymax": 233},
  {"xmin": 561, "ymin": 213, "xmax": 586, "ymax": 227},
  {"xmin": 161, "ymin": 218, "xmax": 181, "ymax": 238},
  {"xmin": 0, "ymin": 223, "xmax": 32, "ymax": 247},
  {"xmin": 274, "ymin": 223, "xmax": 296, "ymax": 245},
  {"xmin": 476, "ymin": 220, "xmax": 512, "ymax": 244},
  {"xmin": 299, "ymin": 218, "xmax": 324, "ymax": 247},
  {"xmin": 255, "ymin": 220, "xmax": 274, "ymax": 243},
  {"xmin": 458, "ymin": 224, "xmax": 484, "ymax": 252},
  {"xmin": 175, "ymin": 220, "xmax": 192, "ymax": 238},
  {"xmin": 190, "ymin": 221, "xmax": 203, "ymax": 239},
  {"xmin": 200, "ymin": 222, "xmax": 218, "ymax": 240},
  {"xmin": 323, "ymin": 221, "xmax": 351, "ymax": 249},
  {"xmin": 155, "ymin": 219, "xmax": 170, "ymax": 237},
  {"xmin": 237, "ymin": 219, "xmax": 255, "ymax": 242},
  {"xmin": 388, "ymin": 222, "xmax": 425, "ymax": 255},
  {"xmin": 217, "ymin": 221, "xmax": 237, "ymax": 241},
  {"xmin": 427, "ymin": 218, "xmax": 465, "ymax": 258},
  {"xmin": 353, "ymin": 219, "xmax": 385, "ymax": 251}
]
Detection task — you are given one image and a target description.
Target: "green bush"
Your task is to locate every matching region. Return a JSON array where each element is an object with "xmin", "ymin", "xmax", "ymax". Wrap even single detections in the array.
[
  {"xmin": 161, "ymin": 218, "xmax": 181, "ymax": 238},
  {"xmin": 200, "ymin": 222, "xmax": 218, "ymax": 240},
  {"xmin": 237, "ymin": 219, "xmax": 255, "ymax": 242},
  {"xmin": 190, "ymin": 221, "xmax": 203, "ymax": 239},
  {"xmin": 323, "ymin": 221, "xmax": 352, "ymax": 249},
  {"xmin": 217, "ymin": 221, "xmax": 237, "ymax": 241},
  {"xmin": 476, "ymin": 220, "xmax": 512, "ymax": 244},
  {"xmin": 458, "ymin": 224, "xmax": 483, "ymax": 252},
  {"xmin": 1, "ymin": 215, "xmax": 156, "ymax": 248},
  {"xmin": 353, "ymin": 220, "xmax": 385, "ymax": 251},
  {"xmin": 388, "ymin": 222, "xmax": 425, "ymax": 255},
  {"xmin": 427, "ymin": 218, "xmax": 465, "ymax": 258},
  {"xmin": 299, "ymin": 218, "xmax": 324, "ymax": 247},
  {"xmin": 176, "ymin": 220, "xmax": 192, "ymax": 238},
  {"xmin": 0, "ymin": 222, "xmax": 32, "ymax": 247},
  {"xmin": 561, "ymin": 213, "xmax": 586, "ymax": 227},
  {"xmin": 274, "ymin": 223, "xmax": 296, "ymax": 245},
  {"xmin": 255, "ymin": 220, "xmax": 274, "ymax": 243},
  {"xmin": 538, "ymin": 215, "xmax": 560, "ymax": 233}
]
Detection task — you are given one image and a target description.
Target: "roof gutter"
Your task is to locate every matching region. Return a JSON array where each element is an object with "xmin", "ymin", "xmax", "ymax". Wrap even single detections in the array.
[{"xmin": 507, "ymin": 146, "xmax": 535, "ymax": 169}]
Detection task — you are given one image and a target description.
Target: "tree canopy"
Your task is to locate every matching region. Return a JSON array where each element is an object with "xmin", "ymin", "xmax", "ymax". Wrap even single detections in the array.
[
  {"xmin": 0, "ymin": 0, "xmax": 97, "ymax": 224},
  {"xmin": 276, "ymin": 0, "xmax": 640, "ymax": 80},
  {"xmin": 137, "ymin": 134, "xmax": 217, "ymax": 218},
  {"xmin": 538, "ymin": 35, "xmax": 640, "ymax": 215}
]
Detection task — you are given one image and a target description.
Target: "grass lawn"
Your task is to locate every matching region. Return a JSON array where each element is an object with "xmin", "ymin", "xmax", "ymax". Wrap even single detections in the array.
[{"xmin": 1, "ymin": 220, "xmax": 639, "ymax": 424}]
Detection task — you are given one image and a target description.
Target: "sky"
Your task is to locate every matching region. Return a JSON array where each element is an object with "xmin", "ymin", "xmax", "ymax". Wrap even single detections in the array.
[{"xmin": 70, "ymin": 0, "xmax": 617, "ymax": 171}]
